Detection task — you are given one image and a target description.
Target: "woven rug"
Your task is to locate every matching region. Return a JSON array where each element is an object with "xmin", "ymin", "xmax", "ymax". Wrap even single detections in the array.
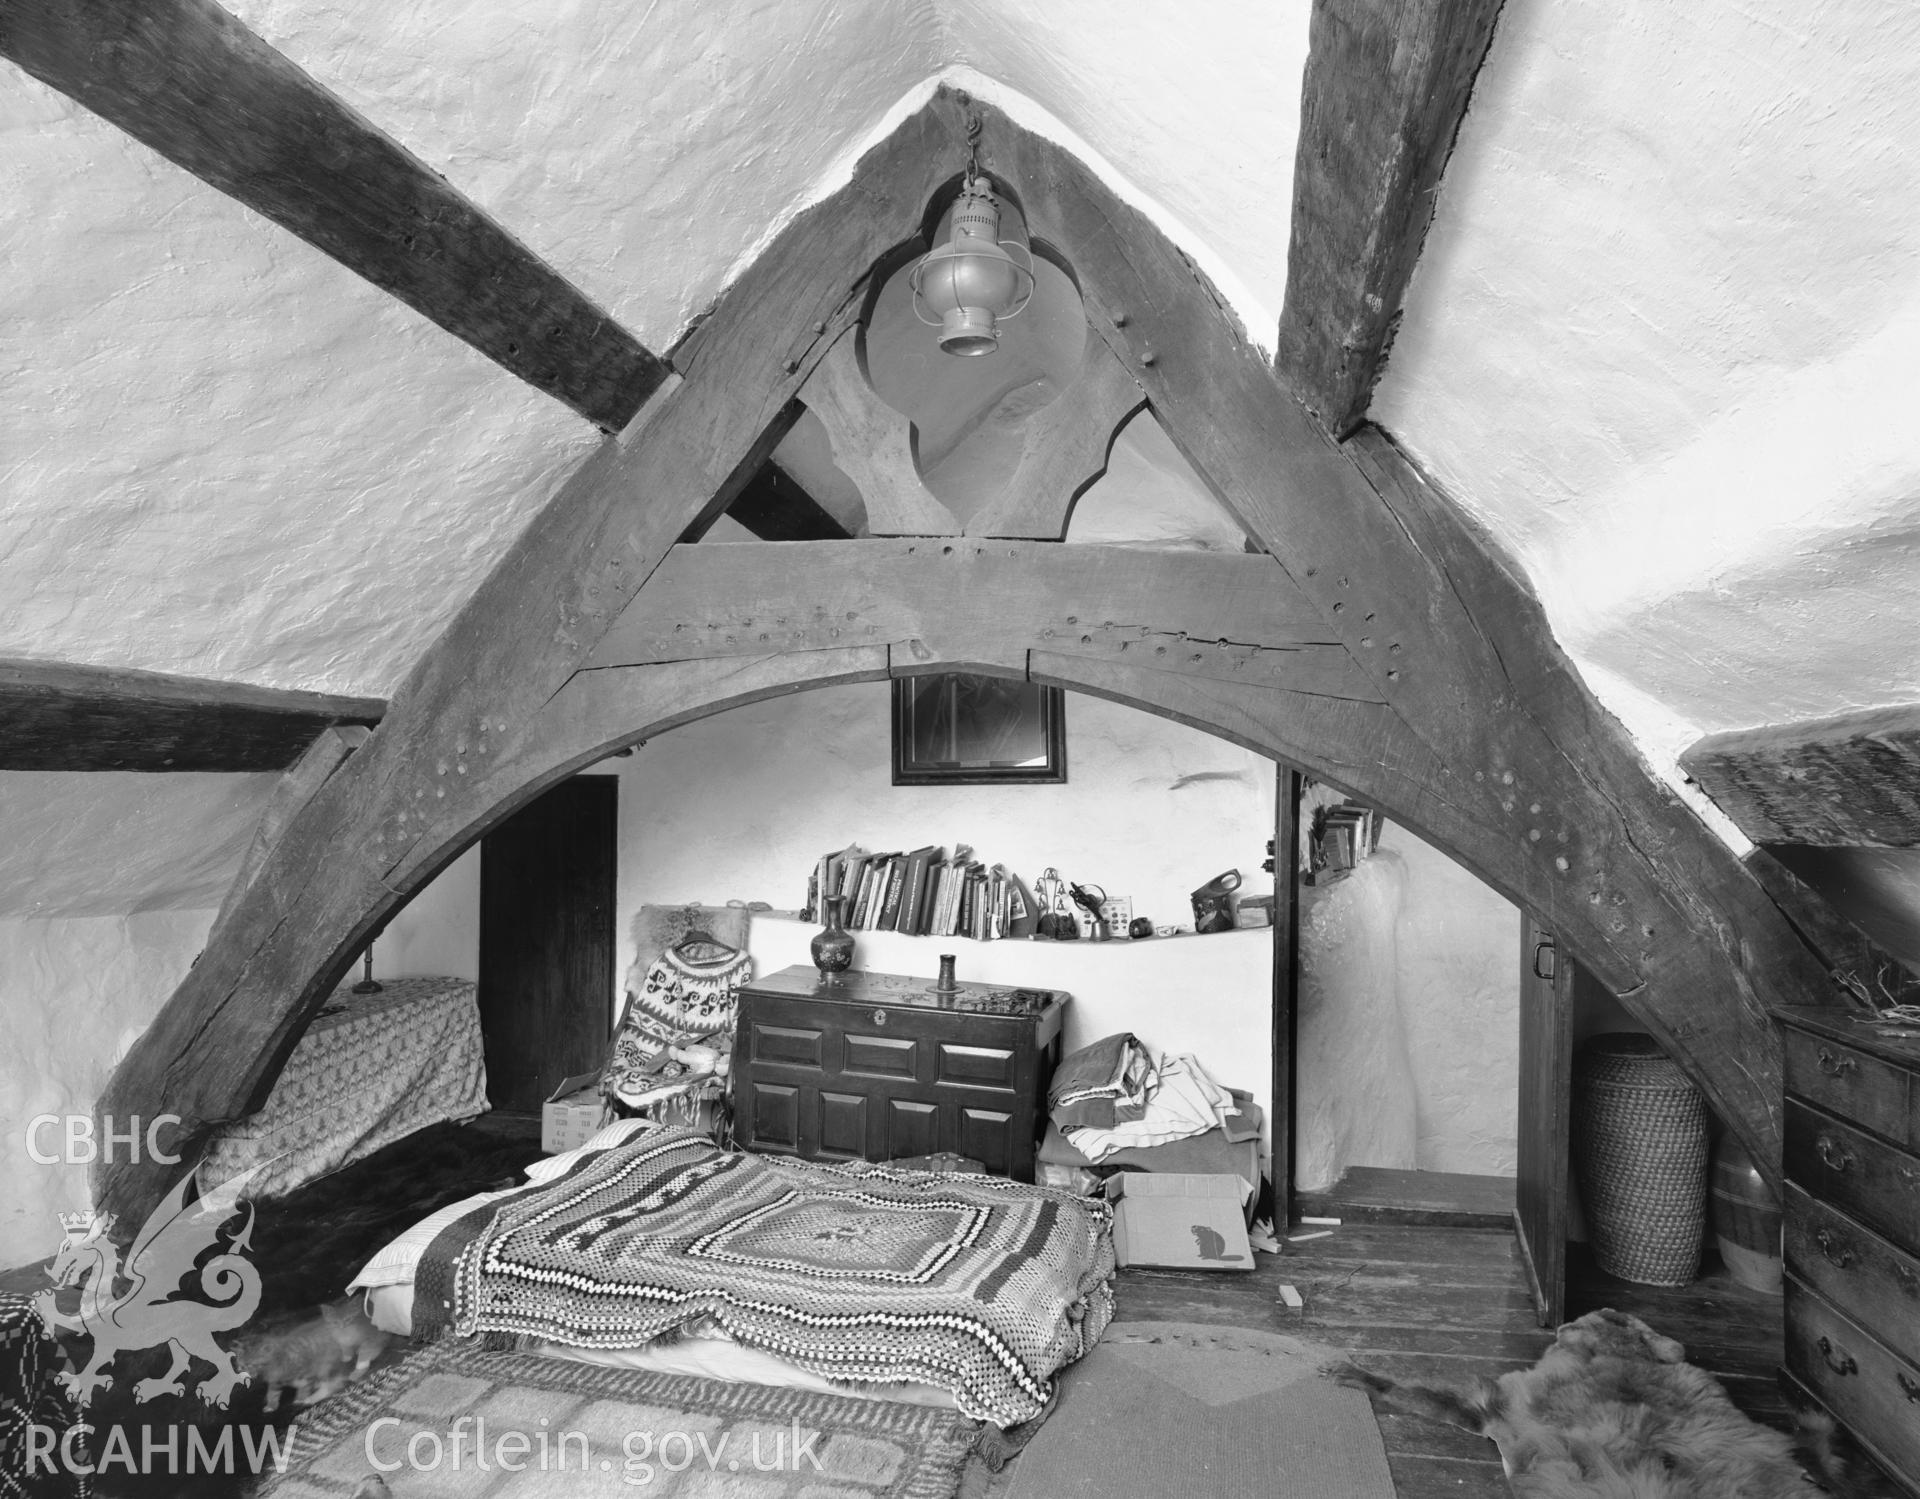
[
  {"xmin": 1003, "ymin": 1321, "xmax": 1393, "ymax": 1499},
  {"xmin": 261, "ymin": 1337, "xmax": 973, "ymax": 1499}
]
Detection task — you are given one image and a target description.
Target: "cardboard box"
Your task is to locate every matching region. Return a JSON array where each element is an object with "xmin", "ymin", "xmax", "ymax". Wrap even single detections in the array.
[
  {"xmin": 542, "ymin": 1072, "xmax": 608, "ymax": 1153},
  {"xmin": 1104, "ymin": 1173, "xmax": 1255, "ymax": 1270}
]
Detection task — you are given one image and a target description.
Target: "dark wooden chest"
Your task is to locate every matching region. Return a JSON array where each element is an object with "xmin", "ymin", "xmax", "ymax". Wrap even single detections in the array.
[
  {"xmin": 1776, "ymin": 1006, "xmax": 1920, "ymax": 1496},
  {"xmin": 731, "ymin": 965, "xmax": 1068, "ymax": 1181}
]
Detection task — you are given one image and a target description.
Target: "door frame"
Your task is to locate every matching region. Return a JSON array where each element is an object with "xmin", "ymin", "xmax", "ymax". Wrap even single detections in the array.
[
  {"xmin": 1516, "ymin": 913, "xmax": 1575, "ymax": 1326},
  {"xmin": 1272, "ymin": 766, "xmax": 1304, "ymax": 1224}
]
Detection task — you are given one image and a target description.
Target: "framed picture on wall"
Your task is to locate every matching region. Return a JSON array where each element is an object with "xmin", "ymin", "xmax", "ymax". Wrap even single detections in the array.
[{"xmin": 891, "ymin": 673, "xmax": 1067, "ymax": 786}]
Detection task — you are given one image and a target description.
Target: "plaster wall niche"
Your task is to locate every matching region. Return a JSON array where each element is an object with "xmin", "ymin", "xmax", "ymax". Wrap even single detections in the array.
[
  {"xmin": 1295, "ymin": 856, "xmax": 1418, "ymax": 1193},
  {"xmin": 1294, "ymin": 818, "xmax": 1520, "ymax": 1192}
]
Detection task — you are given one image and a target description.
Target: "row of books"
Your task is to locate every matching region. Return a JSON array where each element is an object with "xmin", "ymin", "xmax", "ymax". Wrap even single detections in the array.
[
  {"xmin": 1309, "ymin": 801, "xmax": 1384, "ymax": 884},
  {"xmin": 803, "ymin": 843, "xmax": 1033, "ymax": 941}
]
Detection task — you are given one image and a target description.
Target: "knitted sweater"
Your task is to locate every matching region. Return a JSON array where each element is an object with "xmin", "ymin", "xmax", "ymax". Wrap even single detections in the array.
[{"xmin": 603, "ymin": 943, "xmax": 751, "ymax": 1110}]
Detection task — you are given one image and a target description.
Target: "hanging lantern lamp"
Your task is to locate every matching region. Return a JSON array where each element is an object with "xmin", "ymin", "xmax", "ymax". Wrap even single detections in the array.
[{"xmin": 908, "ymin": 174, "xmax": 1036, "ymax": 356}]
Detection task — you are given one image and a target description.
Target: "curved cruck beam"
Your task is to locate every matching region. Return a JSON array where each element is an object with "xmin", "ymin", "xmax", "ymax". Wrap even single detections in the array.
[
  {"xmin": 101, "ymin": 88, "xmax": 1829, "ymax": 1226},
  {"xmin": 957, "ymin": 101, "xmax": 1830, "ymax": 1179},
  {"xmin": 91, "ymin": 101, "xmax": 962, "ymax": 1225}
]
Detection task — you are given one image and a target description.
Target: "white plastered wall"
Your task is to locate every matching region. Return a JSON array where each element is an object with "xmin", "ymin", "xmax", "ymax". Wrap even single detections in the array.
[
  {"xmin": 605, "ymin": 680, "xmax": 1520, "ymax": 1184},
  {"xmin": 608, "ymin": 682, "xmax": 1282, "ymax": 1106},
  {"xmin": 1373, "ymin": 0, "xmax": 1920, "ymax": 766},
  {"xmin": 0, "ymin": 913, "xmax": 212, "ymax": 1265}
]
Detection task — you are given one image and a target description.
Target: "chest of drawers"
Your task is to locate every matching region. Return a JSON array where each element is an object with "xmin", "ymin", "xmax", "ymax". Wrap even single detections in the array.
[
  {"xmin": 1776, "ymin": 1006, "xmax": 1920, "ymax": 1496},
  {"xmin": 731, "ymin": 965, "xmax": 1068, "ymax": 1181}
]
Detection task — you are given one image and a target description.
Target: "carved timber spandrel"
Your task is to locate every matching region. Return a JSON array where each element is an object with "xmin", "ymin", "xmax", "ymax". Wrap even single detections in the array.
[
  {"xmin": 801, "ymin": 332, "xmax": 961, "ymax": 536},
  {"xmin": 802, "ymin": 313, "xmax": 1143, "ymax": 540},
  {"xmin": 967, "ymin": 331, "xmax": 1146, "ymax": 539}
]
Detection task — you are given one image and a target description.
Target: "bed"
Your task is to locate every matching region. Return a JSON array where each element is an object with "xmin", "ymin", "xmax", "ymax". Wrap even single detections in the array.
[
  {"xmin": 347, "ymin": 1120, "xmax": 1115, "ymax": 1427},
  {"xmin": 198, "ymin": 975, "xmax": 489, "ymax": 1201}
]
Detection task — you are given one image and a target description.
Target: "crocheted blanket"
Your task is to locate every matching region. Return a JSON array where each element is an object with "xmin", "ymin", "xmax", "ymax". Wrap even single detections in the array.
[{"xmin": 412, "ymin": 1127, "xmax": 1115, "ymax": 1427}]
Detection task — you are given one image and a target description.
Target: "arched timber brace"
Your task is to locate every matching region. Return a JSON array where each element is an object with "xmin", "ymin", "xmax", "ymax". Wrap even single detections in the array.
[
  {"xmin": 91, "ymin": 100, "xmax": 962, "ymax": 1225},
  {"xmin": 99, "ymin": 87, "xmax": 1828, "ymax": 1227}
]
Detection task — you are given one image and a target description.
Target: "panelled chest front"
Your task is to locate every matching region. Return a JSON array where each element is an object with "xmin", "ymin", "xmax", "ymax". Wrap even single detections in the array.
[
  {"xmin": 1776, "ymin": 1007, "xmax": 1920, "ymax": 1496},
  {"xmin": 732, "ymin": 965, "xmax": 1068, "ymax": 1181}
]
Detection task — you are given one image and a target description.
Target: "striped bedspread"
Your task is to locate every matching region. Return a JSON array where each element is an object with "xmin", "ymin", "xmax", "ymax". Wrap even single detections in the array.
[{"xmin": 411, "ymin": 1126, "xmax": 1115, "ymax": 1426}]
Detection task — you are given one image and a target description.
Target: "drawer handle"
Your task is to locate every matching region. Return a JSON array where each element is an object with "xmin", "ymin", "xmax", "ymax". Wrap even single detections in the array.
[
  {"xmin": 1814, "ymin": 1228, "xmax": 1855, "ymax": 1269},
  {"xmin": 1900, "ymin": 1372, "xmax": 1920, "ymax": 1404},
  {"xmin": 870, "ymin": 1009, "xmax": 888, "ymax": 1027},
  {"xmin": 1815, "ymin": 1047, "xmax": 1857, "ymax": 1078},
  {"xmin": 1818, "ymin": 1336, "xmax": 1857, "ymax": 1377},
  {"xmin": 1816, "ymin": 1137, "xmax": 1855, "ymax": 1172}
]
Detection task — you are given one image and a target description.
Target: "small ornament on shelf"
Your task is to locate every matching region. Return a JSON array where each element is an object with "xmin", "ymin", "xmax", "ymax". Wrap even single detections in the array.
[
  {"xmin": 811, "ymin": 894, "xmax": 855, "ymax": 981},
  {"xmin": 1190, "ymin": 869, "xmax": 1241, "ymax": 934}
]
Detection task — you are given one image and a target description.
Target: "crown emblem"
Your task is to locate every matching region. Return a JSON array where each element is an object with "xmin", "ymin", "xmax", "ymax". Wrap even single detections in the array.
[{"xmin": 58, "ymin": 1210, "xmax": 109, "ymax": 1239}]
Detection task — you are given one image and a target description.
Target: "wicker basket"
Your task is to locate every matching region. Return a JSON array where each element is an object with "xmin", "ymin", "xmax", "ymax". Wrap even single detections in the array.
[{"xmin": 1572, "ymin": 1034, "xmax": 1709, "ymax": 1286}]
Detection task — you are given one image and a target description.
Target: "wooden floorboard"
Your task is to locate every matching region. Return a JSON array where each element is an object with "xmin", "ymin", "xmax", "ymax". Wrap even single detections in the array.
[
  {"xmin": 1086, "ymin": 1220, "xmax": 1788, "ymax": 1499},
  {"xmin": 1298, "ymin": 1166, "xmax": 1516, "ymax": 1227},
  {"xmin": 1387, "ymin": 1451, "xmax": 1509, "ymax": 1499}
]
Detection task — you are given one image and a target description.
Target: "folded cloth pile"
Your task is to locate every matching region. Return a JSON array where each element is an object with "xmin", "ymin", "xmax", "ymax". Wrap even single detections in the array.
[
  {"xmin": 1048, "ymin": 1032, "xmax": 1158, "ymax": 1131},
  {"xmin": 1050, "ymin": 1035, "xmax": 1244, "ymax": 1163}
]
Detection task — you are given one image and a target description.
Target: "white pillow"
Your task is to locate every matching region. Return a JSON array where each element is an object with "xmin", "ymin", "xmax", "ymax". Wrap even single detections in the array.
[
  {"xmin": 522, "ymin": 1116, "xmax": 661, "ymax": 1183},
  {"xmin": 347, "ymin": 1186, "xmax": 520, "ymax": 1290}
]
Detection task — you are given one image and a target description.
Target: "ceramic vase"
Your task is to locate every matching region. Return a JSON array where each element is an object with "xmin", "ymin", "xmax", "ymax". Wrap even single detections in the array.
[{"xmin": 810, "ymin": 894, "xmax": 854, "ymax": 981}]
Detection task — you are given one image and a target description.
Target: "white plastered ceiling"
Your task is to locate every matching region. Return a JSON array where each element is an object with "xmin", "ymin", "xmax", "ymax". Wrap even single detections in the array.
[{"xmin": 3, "ymin": 0, "xmax": 1919, "ymax": 921}]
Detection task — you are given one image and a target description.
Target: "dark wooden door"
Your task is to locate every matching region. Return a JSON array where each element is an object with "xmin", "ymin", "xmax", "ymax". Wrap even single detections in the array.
[
  {"xmin": 479, "ymin": 776, "xmax": 617, "ymax": 1111},
  {"xmin": 1516, "ymin": 913, "xmax": 1574, "ymax": 1325}
]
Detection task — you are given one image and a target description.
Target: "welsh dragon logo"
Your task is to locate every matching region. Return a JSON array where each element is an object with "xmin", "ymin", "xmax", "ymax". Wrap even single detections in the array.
[{"xmin": 33, "ymin": 1166, "xmax": 264, "ymax": 1407}]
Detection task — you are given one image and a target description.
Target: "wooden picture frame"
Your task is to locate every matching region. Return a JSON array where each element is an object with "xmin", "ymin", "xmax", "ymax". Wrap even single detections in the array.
[{"xmin": 891, "ymin": 673, "xmax": 1067, "ymax": 785}]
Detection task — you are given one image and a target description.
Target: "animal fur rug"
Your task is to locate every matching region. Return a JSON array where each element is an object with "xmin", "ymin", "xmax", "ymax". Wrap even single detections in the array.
[{"xmin": 1331, "ymin": 1307, "xmax": 1868, "ymax": 1498}]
